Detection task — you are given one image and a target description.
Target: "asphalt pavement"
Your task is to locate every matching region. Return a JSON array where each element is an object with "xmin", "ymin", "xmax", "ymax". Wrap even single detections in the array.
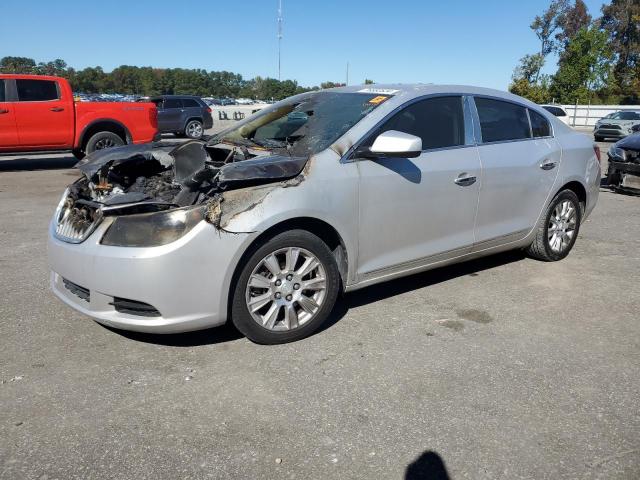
[{"xmin": 0, "ymin": 137, "xmax": 638, "ymax": 479}]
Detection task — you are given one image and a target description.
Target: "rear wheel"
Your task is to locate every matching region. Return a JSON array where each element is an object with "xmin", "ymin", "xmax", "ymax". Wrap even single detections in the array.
[
  {"xmin": 85, "ymin": 131, "xmax": 124, "ymax": 154},
  {"xmin": 231, "ymin": 230, "xmax": 340, "ymax": 344},
  {"xmin": 526, "ymin": 189, "xmax": 582, "ymax": 261},
  {"xmin": 184, "ymin": 120, "xmax": 204, "ymax": 139}
]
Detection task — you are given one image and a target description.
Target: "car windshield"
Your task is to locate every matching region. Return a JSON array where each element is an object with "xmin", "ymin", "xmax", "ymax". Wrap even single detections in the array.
[
  {"xmin": 610, "ymin": 112, "xmax": 640, "ymax": 120},
  {"xmin": 208, "ymin": 91, "xmax": 390, "ymax": 156}
]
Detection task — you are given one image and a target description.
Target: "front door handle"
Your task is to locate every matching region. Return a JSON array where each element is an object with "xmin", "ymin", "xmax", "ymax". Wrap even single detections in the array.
[
  {"xmin": 0, "ymin": 109, "xmax": 9, "ymax": 114},
  {"xmin": 454, "ymin": 173, "xmax": 477, "ymax": 186},
  {"xmin": 540, "ymin": 160, "xmax": 557, "ymax": 170},
  {"xmin": 50, "ymin": 107, "xmax": 65, "ymax": 112}
]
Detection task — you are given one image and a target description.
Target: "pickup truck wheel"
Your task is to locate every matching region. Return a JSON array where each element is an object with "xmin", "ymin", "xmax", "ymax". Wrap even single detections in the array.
[
  {"xmin": 85, "ymin": 131, "xmax": 124, "ymax": 154},
  {"xmin": 184, "ymin": 120, "xmax": 204, "ymax": 139}
]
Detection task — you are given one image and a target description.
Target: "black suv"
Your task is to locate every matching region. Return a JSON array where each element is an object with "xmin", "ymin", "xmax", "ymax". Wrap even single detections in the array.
[{"xmin": 149, "ymin": 95, "xmax": 213, "ymax": 139}]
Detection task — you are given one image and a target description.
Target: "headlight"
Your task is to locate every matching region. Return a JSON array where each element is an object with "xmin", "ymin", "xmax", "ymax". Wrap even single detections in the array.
[
  {"xmin": 101, "ymin": 205, "xmax": 205, "ymax": 247},
  {"xmin": 608, "ymin": 145, "xmax": 626, "ymax": 161}
]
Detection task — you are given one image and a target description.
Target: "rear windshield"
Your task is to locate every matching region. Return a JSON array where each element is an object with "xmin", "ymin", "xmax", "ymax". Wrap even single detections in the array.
[{"xmin": 209, "ymin": 92, "xmax": 391, "ymax": 156}]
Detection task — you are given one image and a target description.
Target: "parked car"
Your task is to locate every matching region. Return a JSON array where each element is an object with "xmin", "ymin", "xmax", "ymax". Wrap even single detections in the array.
[
  {"xmin": 148, "ymin": 95, "xmax": 213, "ymax": 139},
  {"xmin": 594, "ymin": 110, "xmax": 640, "ymax": 141},
  {"xmin": 0, "ymin": 74, "xmax": 158, "ymax": 158},
  {"xmin": 606, "ymin": 132, "xmax": 640, "ymax": 190},
  {"xmin": 48, "ymin": 85, "xmax": 600, "ymax": 344},
  {"xmin": 540, "ymin": 105, "xmax": 570, "ymax": 125}
]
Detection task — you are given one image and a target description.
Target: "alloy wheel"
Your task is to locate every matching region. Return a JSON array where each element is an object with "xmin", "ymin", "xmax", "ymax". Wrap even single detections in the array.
[
  {"xmin": 548, "ymin": 199, "xmax": 577, "ymax": 253},
  {"xmin": 186, "ymin": 122, "xmax": 203, "ymax": 138},
  {"xmin": 245, "ymin": 247, "xmax": 327, "ymax": 331}
]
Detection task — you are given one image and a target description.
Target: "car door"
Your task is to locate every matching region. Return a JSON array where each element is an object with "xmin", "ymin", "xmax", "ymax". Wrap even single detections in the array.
[
  {"xmin": 13, "ymin": 78, "xmax": 74, "ymax": 147},
  {"xmin": 181, "ymin": 98, "xmax": 201, "ymax": 122},
  {"xmin": 0, "ymin": 79, "xmax": 19, "ymax": 148},
  {"xmin": 472, "ymin": 97, "xmax": 560, "ymax": 249},
  {"xmin": 355, "ymin": 95, "xmax": 481, "ymax": 277},
  {"xmin": 158, "ymin": 98, "xmax": 183, "ymax": 132}
]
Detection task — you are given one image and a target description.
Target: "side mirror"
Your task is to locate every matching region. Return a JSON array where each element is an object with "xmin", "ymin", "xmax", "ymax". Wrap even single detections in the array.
[{"xmin": 357, "ymin": 130, "xmax": 422, "ymax": 159}]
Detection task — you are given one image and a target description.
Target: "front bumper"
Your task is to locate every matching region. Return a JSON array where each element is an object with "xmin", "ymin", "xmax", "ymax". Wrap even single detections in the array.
[
  {"xmin": 594, "ymin": 127, "xmax": 628, "ymax": 139},
  {"xmin": 48, "ymin": 217, "xmax": 253, "ymax": 334},
  {"xmin": 608, "ymin": 160, "xmax": 640, "ymax": 176}
]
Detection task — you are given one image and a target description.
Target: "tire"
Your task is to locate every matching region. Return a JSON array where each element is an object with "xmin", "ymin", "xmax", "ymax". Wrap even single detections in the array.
[
  {"xmin": 526, "ymin": 189, "xmax": 582, "ymax": 261},
  {"xmin": 85, "ymin": 131, "xmax": 124, "ymax": 154},
  {"xmin": 231, "ymin": 230, "xmax": 340, "ymax": 344},
  {"xmin": 184, "ymin": 120, "xmax": 204, "ymax": 139}
]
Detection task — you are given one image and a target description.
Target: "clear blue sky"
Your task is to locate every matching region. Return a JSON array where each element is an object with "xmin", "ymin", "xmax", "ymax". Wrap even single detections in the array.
[{"xmin": 0, "ymin": 0, "xmax": 606, "ymax": 90}]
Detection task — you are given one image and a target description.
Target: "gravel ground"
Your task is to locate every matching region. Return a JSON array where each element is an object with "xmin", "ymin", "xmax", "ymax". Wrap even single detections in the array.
[{"xmin": 0, "ymin": 139, "xmax": 638, "ymax": 480}]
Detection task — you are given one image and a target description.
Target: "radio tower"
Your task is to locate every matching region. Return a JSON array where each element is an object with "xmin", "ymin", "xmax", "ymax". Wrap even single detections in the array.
[{"xmin": 277, "ymin": 0, "xmax": 283, "ymax": 81}]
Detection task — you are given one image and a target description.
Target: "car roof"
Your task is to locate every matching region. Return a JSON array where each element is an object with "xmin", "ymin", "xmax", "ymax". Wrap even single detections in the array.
[
  {"xmin": 328, "ymin": 83, "xmax": 544, "ymax": 109},
  {"xmin": 152, "ymin": 95, "xmax": 202, "ymax": 100}
]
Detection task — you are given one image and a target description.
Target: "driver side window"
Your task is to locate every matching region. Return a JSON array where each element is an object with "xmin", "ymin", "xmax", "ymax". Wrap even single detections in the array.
[{"xmin": 363, "ymin": 96, "xmax": 465, "ymax": 151}]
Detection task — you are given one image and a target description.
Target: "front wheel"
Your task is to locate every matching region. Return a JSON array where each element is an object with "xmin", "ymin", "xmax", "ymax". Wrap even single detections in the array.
[
  {"xmin": 184, "ymin": 120, "xmax": 204, "ymax": 139},
  {"xmin": 526, "ymin": 189, "xmax": 582, "ymax": 261},
  {"xmin": 231, "ymin": 230, "xmax": 340, "ymax": 344}
]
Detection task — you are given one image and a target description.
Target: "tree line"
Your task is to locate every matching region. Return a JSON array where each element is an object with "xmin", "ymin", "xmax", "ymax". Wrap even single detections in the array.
[
  {"xmin": 0, "ymin": 56, "xmax": 352, "ymax": 100},
  {"xmin": 510, "ymin": 0, "xmax": 639, "ymax": 105}
]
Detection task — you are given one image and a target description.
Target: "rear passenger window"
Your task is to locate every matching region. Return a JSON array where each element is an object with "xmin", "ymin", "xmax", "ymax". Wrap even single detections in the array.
[
  {"xmin": 529, "ymin": 109, "xmax": 551, "ymax": 138},
  {"xmin": 16, "ymin": 79, "xmax": 59, "ymax": 101},
  {"xmin": 475, "ymin": 97, "xmax": 531, "ymax": 143},
  {"xmin": 0, "ymin": 80, "xmax": 5, "ymax": 102},
  {"xmin": 181, "ymin": 99, "xmax": 199, "ymax": 108},
  {"xmin": 369, "ymin": 96, "xmax": 465, "ymax": 150},
  {"xmin": 163, "ymin": 98, "xmax": 182, "ymax": 109}
]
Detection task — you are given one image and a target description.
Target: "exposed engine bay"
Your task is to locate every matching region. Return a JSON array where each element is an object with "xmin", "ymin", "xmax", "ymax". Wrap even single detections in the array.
[{"xmin": 73, "ymin": 140, "xmax": 307, "ymax": 210}]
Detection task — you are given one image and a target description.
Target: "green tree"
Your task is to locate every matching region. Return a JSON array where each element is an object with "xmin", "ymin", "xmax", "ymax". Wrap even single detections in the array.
[
  {"xmin": 550, "ymin": 26, "xmax": 614, "ymax": 103},
  {"xmin": 600, "ymin": 0, "xmax": 640, "ymax": 103},
  {"xmin": 0, "ymin": 56, "xmax": 37, "ymax": 73},
  {"xmin": 364, "ymin": 79, "xmax": 375, "ymax": 84}
]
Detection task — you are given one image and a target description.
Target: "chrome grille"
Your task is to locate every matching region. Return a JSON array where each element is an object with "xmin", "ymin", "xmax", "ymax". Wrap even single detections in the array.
[{"xmin": 54, "ymin": 197, "xmax": 102, "ymax": 243}]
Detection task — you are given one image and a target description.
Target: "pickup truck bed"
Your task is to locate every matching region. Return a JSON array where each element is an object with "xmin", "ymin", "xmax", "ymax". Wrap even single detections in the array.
[{"xmin": 0, "ymin": 74, "xmax": 158, "ymax": 158}]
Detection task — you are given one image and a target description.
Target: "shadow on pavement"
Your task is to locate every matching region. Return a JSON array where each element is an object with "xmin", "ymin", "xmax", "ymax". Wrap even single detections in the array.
[
  {"xmin": 112, "ymin": 250, "xmax": 525, "ymax": 347},
  {"xmin": 105, "ymin": 322, "xmax": 244, "ymax": 347},
  {"xmin": 405, "ymin": 451, "xmax": 451, "ymax": 480},
  {"xmin": 0, "ymin": 156, "xmax": 77, "ymax": 171}
]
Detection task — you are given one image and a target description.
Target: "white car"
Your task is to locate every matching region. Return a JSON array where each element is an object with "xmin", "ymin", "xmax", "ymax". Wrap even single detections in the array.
[{"xmin": 541, "ymin": 105, "xmax": 570, "ymax": 125}]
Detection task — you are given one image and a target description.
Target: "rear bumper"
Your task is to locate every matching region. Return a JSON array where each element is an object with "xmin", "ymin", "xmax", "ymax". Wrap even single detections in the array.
[{"xmin": 48, "ymin": 217, "xmax": 254, "ymax": 334}]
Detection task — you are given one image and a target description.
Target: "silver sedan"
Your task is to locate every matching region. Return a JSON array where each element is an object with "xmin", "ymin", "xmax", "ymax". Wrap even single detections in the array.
[{"xmin": 48, "ymin": 85, "xmax": 600, "ymax": 344}]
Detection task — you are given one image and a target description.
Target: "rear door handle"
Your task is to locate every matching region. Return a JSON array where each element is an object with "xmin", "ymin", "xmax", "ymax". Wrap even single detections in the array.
[
  {"xmin": 454, "ymin": 173, "xmax": 477, "ymax": 186},
  {"xmin": 50, "ymin": 107, "xmax": 65, "ymax": 112},
  {"xmin": 0, "ymin": 109, "xmax": 9, "ymax": 114},
  {"xmin": 540, "ymin": 160, "xmax": 557, "ymax": 170}
]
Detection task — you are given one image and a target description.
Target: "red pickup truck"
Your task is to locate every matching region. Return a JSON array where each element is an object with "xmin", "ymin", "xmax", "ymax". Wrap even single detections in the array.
[{"xmin": 0, "ymin": 74, "xmax": 159, "ymax": 158}]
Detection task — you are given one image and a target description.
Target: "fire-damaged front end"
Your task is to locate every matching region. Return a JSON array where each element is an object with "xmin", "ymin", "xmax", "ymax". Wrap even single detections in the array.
[
  {"xmin": 606, "ymin": 134, "xmax": 640, "ymax": 192},
  {"xmin": 48, "ymin": 140, "xmax": 308, "ymax": 333},
  {"xmin": 48, "ymin": 88, "xmax": 395, "ymax": 333}
]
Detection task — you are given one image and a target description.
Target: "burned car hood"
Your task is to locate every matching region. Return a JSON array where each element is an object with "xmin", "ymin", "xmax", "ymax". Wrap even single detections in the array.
[
  {"xmin": 71, "ymin": 140, "xmax": 308, "ymax": 211},
  {"xmin": 615, "ymin": 134, "xmax": 640, "ymax": 151}
]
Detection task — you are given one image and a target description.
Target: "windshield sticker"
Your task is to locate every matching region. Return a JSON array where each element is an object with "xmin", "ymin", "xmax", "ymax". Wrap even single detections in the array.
[
  {"xmin": 357, "ymin": 88, "xmax": 400, "ymax": 95},
  {"xmin": 368, "ymin": 95, "xmax": 389, "ymax": 105}
]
